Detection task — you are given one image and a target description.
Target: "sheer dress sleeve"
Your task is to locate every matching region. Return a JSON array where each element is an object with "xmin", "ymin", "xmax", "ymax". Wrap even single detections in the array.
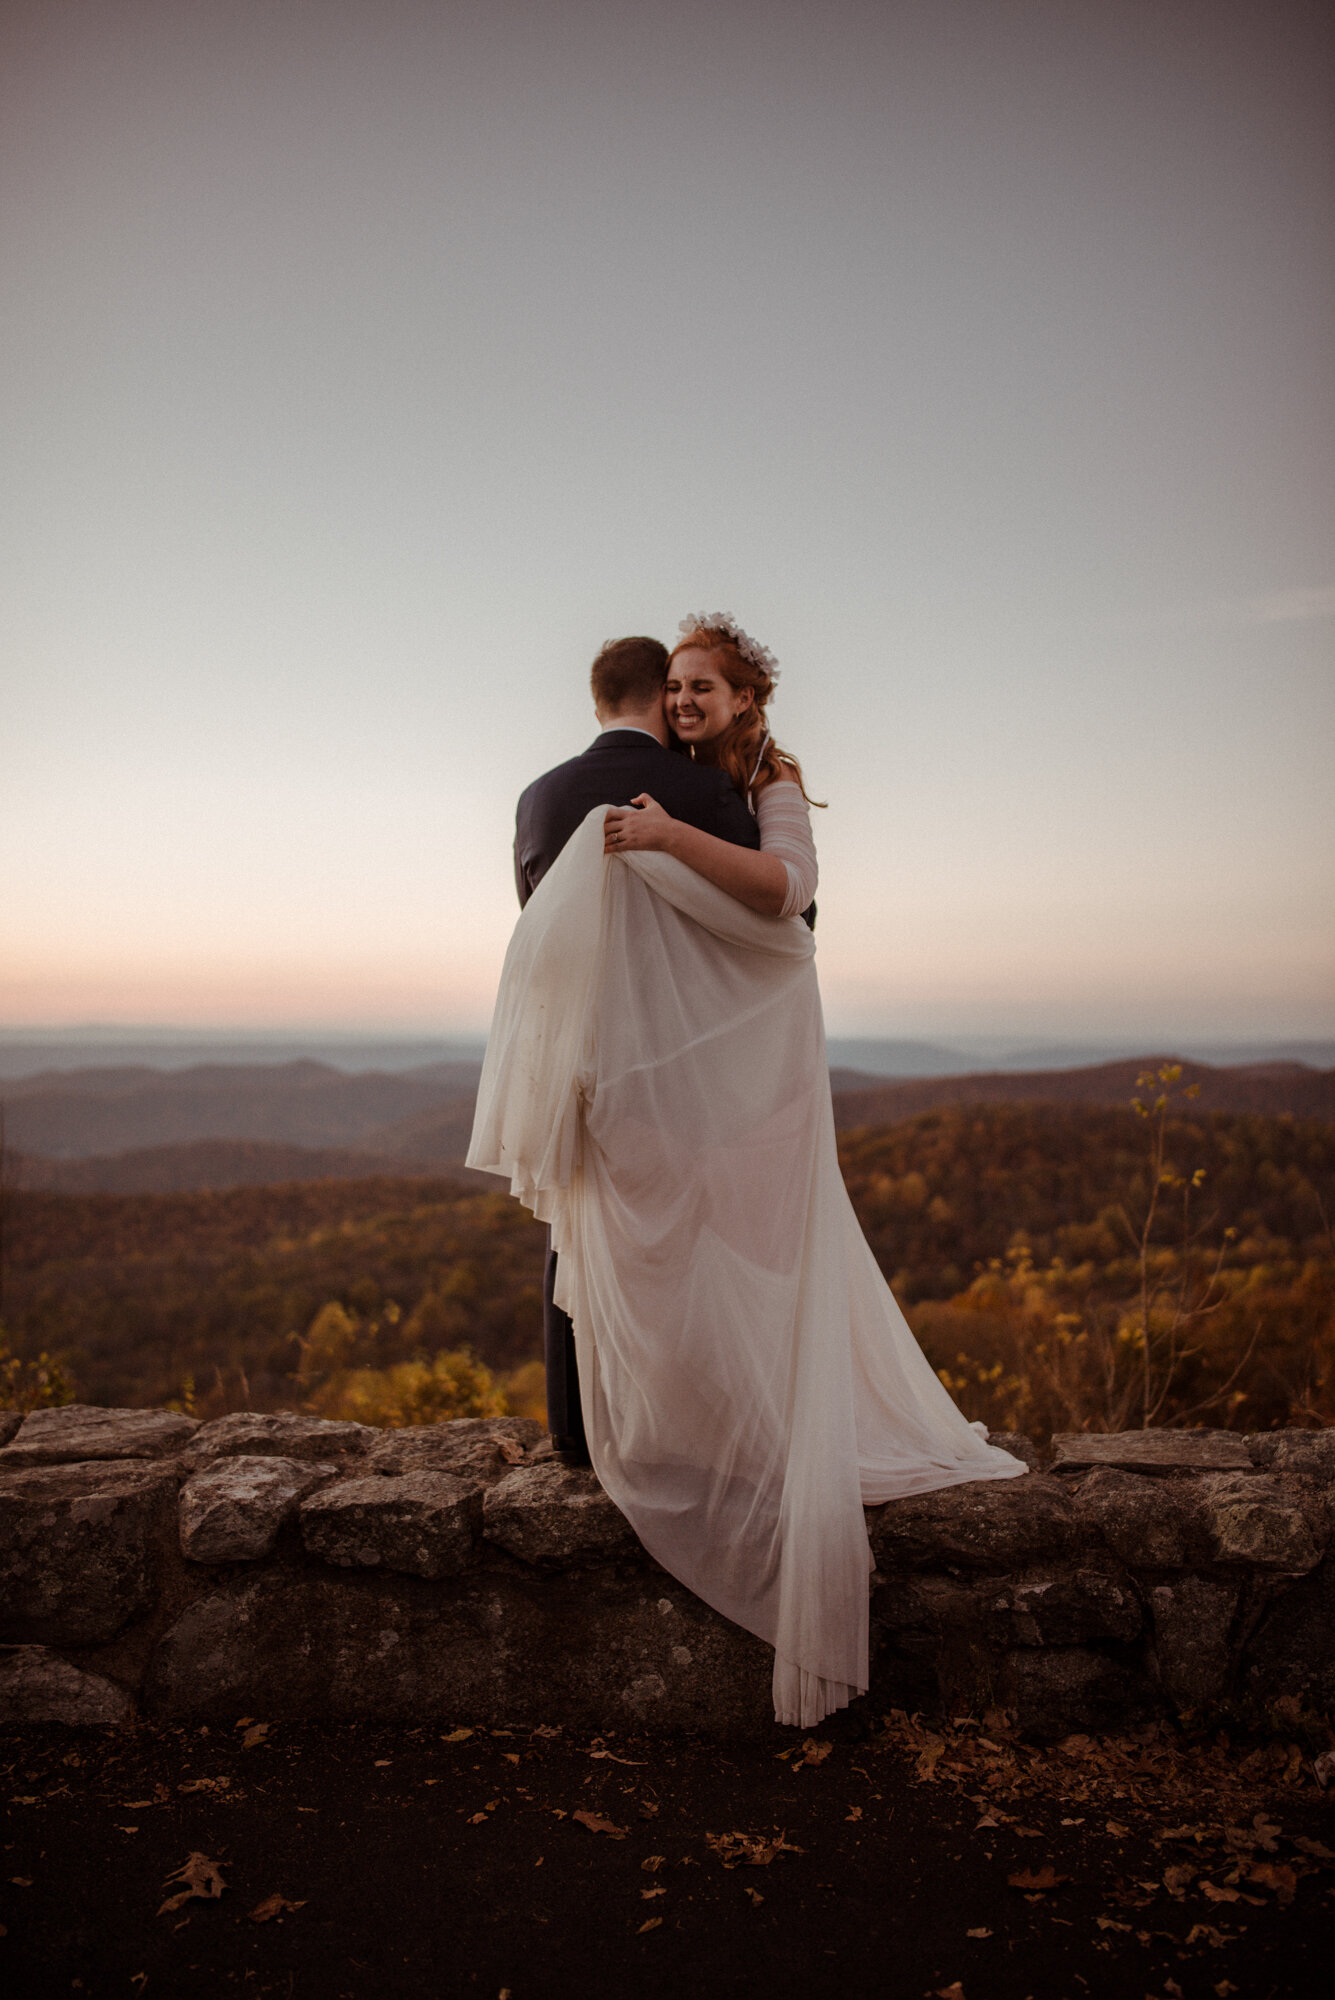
[{"xmin": 755, "ymin": 781, "xmax": 818, "ymax": 920}]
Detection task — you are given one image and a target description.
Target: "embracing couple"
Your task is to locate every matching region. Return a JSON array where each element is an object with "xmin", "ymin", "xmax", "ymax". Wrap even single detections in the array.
[{"xmin": 468, "ymin": 617, "xmax": 1025, "ymax": 1728}]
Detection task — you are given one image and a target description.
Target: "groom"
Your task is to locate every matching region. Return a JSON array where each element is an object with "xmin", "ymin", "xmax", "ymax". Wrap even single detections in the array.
[{"xmin": 514, "ymin": 635, "xmax": 762, "ymax": 1466}]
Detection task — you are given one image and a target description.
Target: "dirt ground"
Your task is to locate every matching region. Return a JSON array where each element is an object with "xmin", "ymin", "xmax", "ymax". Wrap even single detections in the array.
[{"xmin": 2, "ymin": 1709, "xmax": 1332, "ymax": 1999}]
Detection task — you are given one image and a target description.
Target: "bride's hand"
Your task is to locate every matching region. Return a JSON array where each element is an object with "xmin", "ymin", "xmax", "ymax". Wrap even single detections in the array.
[{"xmin": 604, "ymin": 794, "xmax": 676, "ymax": 855}]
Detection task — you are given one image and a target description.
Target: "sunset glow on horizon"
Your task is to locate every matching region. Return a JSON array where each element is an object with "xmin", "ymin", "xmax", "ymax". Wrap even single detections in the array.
[{"xmin": 4, "ymin": 0, "xmax": 1332, "ymax": 1047}]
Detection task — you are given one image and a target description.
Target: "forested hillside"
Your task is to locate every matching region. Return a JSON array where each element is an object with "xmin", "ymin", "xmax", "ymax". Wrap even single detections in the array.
[{"xmin": 4, "ymin": 1100, "xmax": 1332, "ymax": 1437}]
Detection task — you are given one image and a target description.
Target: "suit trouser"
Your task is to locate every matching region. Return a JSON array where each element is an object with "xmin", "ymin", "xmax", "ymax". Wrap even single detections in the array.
[{"xmin": 543, "ymin": 1235, "xmax": 587, "ymax": 1451}]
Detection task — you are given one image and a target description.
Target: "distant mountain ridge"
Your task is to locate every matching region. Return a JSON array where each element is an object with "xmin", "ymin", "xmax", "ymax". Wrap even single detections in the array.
[{"xmin": 7, "ymin": 1052, "xmax": 1332, "ymax": 1194}]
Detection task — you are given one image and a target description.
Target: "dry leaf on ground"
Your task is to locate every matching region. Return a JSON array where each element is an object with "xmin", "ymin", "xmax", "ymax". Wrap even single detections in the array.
[
  {"xmin": 1246, "ymin": 1861, "xmax": 1298, "ymax": 1904},
  {"xmin": 158, "ymin": 1853, "xmax": 226, "ymax": 1916},
  {"xmin": 249, "ymin": 1893, "xmax": 305, "ymax": 1923},
  {"xmin": 572, "ymin": 1809, "xmax": 627, "ymax": 1838},
  {"xmin": 641, "ymin": 1856, "xmax": 665, "ymax": 1873},
  {"xmin": 637, "ymin": 1917, "xmax": 662, "ymax": 1933},
  {"xmin": 795, "ymin": 1738, "xmax": 832, "ymax": 1767},
  {"xmin": 442, "ymin": 1727, "xmax": 473, "ymax": 1743},
  {"xmin": 1007, "ymin": 1865, "xmax": 1069, "ymax": 1893},
  {"xmin": 705, "ymin": 1830, "xmax": 804, "ymax": 1869},
  {"xmin": 936, "ymin": 1983, "xmax": 967, "ymax": 2000},
  {"xmin": 241, "ymin": 1724, "xmax": 269, "ymax": 1749},
  {"xmin": 966, "ymin": 1926, "xmax": 992, "ymax": 1938}
]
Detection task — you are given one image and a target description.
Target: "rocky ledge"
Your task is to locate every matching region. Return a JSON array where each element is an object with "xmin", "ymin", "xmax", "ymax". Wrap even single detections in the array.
[{"xmin": 1, "ymin": 1407, "xmax": 1331, "ymax": 1739}]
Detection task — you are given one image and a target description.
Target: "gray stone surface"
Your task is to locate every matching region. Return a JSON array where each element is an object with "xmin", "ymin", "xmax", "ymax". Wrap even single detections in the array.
[
  {"xmin": 1149, "ymin": 1577, "xmax": 1239, "ymax": 1712},
  {"xmin": 1243, "ymin": 1556, "xmax": 1335, "ymax": 1712},
  {"xmin": 182, "ymin": 1411, "xmax": 376, "ymax": 1468},
  {"xmin": 0, "ymin": 1404, "xmax": 198, "ymax": 1467},
  {"xmin": 1197, "ymin": 1471, "xmax": 1321, "ymax": 1570},
  {"xmin": 1051, "ymin": 1429, "xmax": 1253, "ymax": 1473},
  {"xmin": 0, "ymin": 1461, "xmax": 177, "ymax": 1645},
  {"xmin": 301, "ymin": 1470, "xmax": 483, "ymax": 1579},
  {"xmin": 145, "ymin": 1567, "xmax": 773, "ymax": 1733},
  {"xmin": 1248, "ymin": 1430, "xmax": 1335, "ymax": 1479},
  {"xmin": 987, "ymin": 1564, "xmax": 1142, "ymax": 1647},
  {"xmin": 366, "ymin": 1418, "xmax": 543, "ymax": 1485},
  {"xmin": 986, "ymin": 1432, "xmax": 1044, "ymax": 1471},
  {"xmin": 1005, "ymin": 1646, "xmax": 1157, "ymax": 1738},
  {"xmin": 483, "ymin": 1461, "xmax": 640, "ymax": 1565},
  {"xmin": 179, "ymin": 1455, "xmax": 336, "ymax": 1563},
  {"xmin": 866, "ymin": 1475, "xmax": 1078, "ymax": 1572},
  {"xmin": 0, "ymin": 1645, "xmax": 135, "ymax": 1725},
  {"xmin": 1070, "ymin": 1467, "xmax": 1209, "ymax": 1567},
  {"xmin": 0, "ymin": 1411, "xmax": 23, "ymax": 1448}
]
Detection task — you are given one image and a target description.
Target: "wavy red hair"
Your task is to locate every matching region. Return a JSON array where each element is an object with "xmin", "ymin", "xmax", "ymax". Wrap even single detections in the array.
[{"xmin": 667, "ymin": 626, "xmax": 824, "ymax": 808}]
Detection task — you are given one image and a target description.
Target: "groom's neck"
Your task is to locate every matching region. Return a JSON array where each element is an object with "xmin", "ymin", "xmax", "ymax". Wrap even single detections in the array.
[{"xmin": 596, "ymin": 703, "xmax": 668, "ymax": 748}]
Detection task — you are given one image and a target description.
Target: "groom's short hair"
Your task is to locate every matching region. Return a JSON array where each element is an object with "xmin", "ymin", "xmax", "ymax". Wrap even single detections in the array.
[{"xmin": 591, "ymin": 636, "xmax": 669, "ymax": 713}]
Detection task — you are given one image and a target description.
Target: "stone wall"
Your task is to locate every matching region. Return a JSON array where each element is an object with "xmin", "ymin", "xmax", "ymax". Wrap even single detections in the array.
[{"xmin": 1, "ymin": 1406, "xmax": 1331, "ymax": 1738}]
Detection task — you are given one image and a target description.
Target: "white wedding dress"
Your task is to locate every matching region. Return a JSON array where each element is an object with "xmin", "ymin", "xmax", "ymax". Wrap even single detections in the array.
[{"xmin": 467, "ymin": 795, "xmax": 1026, "ymax": 1726}]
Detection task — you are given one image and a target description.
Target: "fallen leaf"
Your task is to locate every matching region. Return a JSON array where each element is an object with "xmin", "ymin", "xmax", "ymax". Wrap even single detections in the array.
[
  {"xmin": 373, "ymin": 1759, "xmax": 391, "ymax": 1768},
  {"xmin": 1059, "ymin": 1817, "xmax": 1085, "ymax": 1827},
  {"xmin": 637, "ymin": 1917, "xmax": 662, "ymax": 1933},
  {"xmin": 1293, "ymin": 1836, "xmax": 1335, "ymax": 1862},
  {"xmin": 796, "ymin": 1738, "xmax": 832, "ymax": 1767},
  {"xmin": 705, "ymin": 1830, "xmax": 805, "ymax": 1869},
  {"xmin": 158, "ymin": 1852, "xmax": 226, "ymax": 1916},
  {"xmin": 587, "ymin": 1748, "xmax": 645, "ymax": 1766},
  {"xmin": 249, "ymin": 1893, "xmax": 305, "ymax": 1923},
  {"xmin": 973, "ymin": 1815, "xmax": 998, "ymax": 1830},
  {"xmin": 442, "ymin": 1727, "xmax": 473, "ymax": 1743},
  {"xmin": 936, "ymin": 1984, "xmax": 966, "ymax": 2000},
  {"xmin": 641, "ymin": 1856, "xmax": 665, "ymax": 1873},
  {"xmin": 1185, "ymin": 1923, "xmax": 1229, "ymax": 1948},
  {"xmin": 1007, "ymin": 1866, "xmax": 1069, "ymax": 1893},
  {"xmin": 1246, "ymin": 1861, "xmax": 1297, "ymax": 1905},
  {"xmin": 469, "ymin": 1812, "xmax": 489, "ymax": 1824},
  {"xmin": 10, "ymin": 1877, "xmax": 32, "ymax": 1888},
  {"xmin": 123, "ymin": 1800, "xmax": 160, "ymax": 1811},
  {"xmin": 1199, "ymin": 1882, "xmax": 1241, "ymax": 1904},
  {"xmin": 178, "ymin": 1777, "xmax": 231, "ymax": 1795},
  {"xmin": 1105, "ymin": 1819, "xmax": 1129, "ymax": 1837},
  {"xmin": 503, "ymin": 1753, "xmax": 520, "ymax": 1765},
  {"xmin": 744, "ymin": 1886, "xmax": 763, "ymax": 1906},
  {"xmin": 845, "ymin": 1806, "xmax": 863, "ymax": 1823},
  {"xmin": 915, "ymin": 1740, "xmax": 946, "ymax": 1782},
  {"xmin": 241, "ymin": 1724, "xmax": 268, "ymax": 1750},
  {"xmin": 1162, "ymin": 1863, "xmax": 1196, "ymax": 1896},
  {"xmin": 640, "ymin": 1887, "xmax": 665, "ymax": 1900},
  {"xmin": 572, "ymin": 1810, "xmax": 627, "ymax": 1839},
  {"xmin": 965, "ymin": 1926, "xmax": 992, "ymax": 1938},
  {"xmin": 1095, "ymin": 1917, "xmax": 1131, "ymax": 1933}
]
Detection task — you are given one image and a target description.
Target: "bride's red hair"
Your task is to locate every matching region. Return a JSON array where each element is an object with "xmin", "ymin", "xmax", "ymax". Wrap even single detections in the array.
[{"xmin": 667, "ymin": 626, "xmax": 824, "ymax": 808}]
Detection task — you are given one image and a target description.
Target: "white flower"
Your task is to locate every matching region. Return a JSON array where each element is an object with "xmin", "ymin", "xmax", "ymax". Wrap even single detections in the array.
[{"xmin": 678, "ymin": 612, "xmax": 780, "ymax": 682}]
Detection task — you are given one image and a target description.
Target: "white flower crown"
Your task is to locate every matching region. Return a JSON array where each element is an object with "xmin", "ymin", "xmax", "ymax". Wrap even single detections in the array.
[{"xmin": 677, "ymin": 612, "xmax": 779, "ymax": 684}]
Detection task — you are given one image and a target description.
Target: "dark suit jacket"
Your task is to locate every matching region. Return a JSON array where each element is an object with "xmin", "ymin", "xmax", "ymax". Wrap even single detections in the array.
[{"xmin": 514, "ymin": 729, "xmax": 761, "ymax": 906}]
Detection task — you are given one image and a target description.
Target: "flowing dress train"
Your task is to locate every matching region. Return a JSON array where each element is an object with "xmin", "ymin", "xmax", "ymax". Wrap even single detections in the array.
[{"xmin": 467, "ymin": 807, "xmax": 1026, "ymax": 1725}]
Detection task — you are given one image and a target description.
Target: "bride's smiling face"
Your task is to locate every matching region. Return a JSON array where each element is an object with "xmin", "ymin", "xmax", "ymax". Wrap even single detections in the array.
[{"xmin": 665, "ymin": 649, "xmax": 754, "ymax": 746}]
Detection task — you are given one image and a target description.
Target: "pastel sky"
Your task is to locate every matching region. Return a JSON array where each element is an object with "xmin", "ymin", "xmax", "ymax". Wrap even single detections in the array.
[{"xmin": 3, "ymin": 0, "xmax": 1332, "ymax": 1041}]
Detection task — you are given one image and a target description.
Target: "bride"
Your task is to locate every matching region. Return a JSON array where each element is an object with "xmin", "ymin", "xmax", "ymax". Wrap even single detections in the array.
[{"xmin": 468, "ymin": 615, "xmax": 1025, "ymax": 1727}]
